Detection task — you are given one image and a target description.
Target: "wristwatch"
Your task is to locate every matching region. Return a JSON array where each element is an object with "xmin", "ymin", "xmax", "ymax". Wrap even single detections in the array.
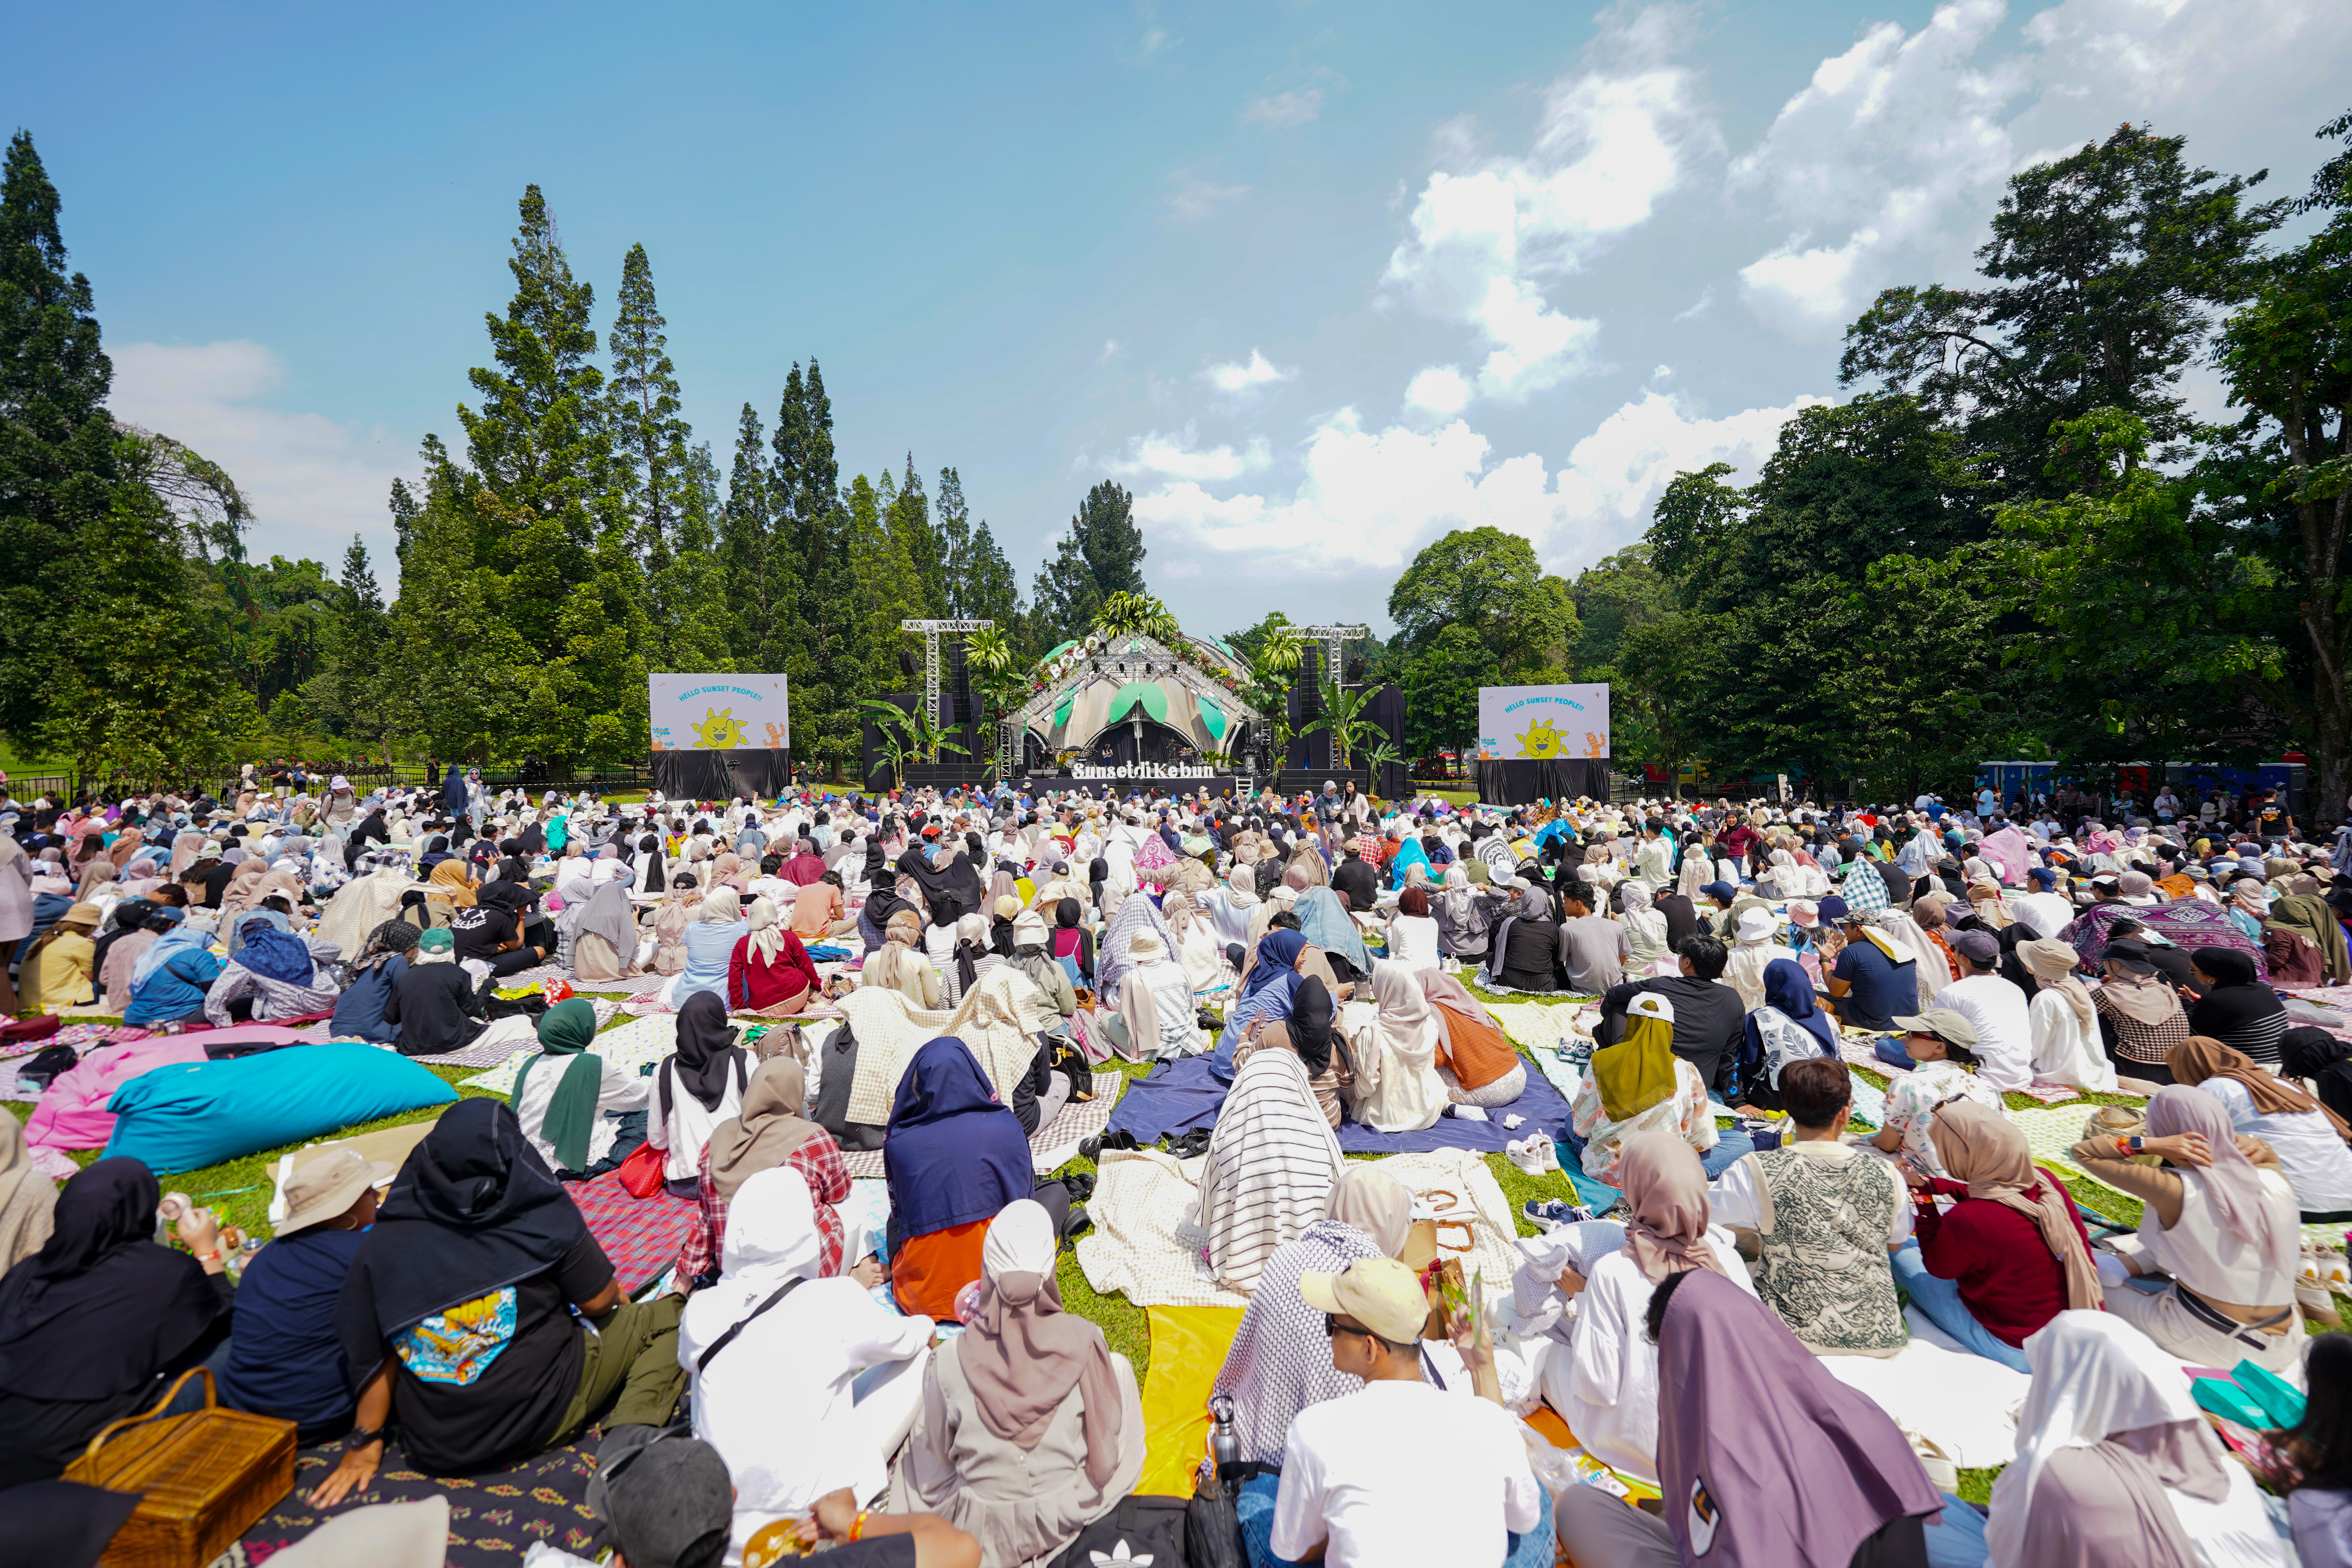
[
  {"xmin": 346, "ymin": 1425, "xmax": 384, "ymax": 1451},
  {"xmin": 2115, "ymin": 1135, "xmax": 2145, "ymax": 1156}
]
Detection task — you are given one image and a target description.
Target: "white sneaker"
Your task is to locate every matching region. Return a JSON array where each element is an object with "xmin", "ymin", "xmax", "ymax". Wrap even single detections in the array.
[{"xmin": 1506, "ymin": 1135, "xmax": 1546, "ymax": 1175}]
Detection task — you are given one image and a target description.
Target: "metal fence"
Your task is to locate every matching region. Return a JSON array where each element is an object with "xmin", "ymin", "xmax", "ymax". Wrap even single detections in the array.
[{"xmin": 7, "ymin": 760, "xmax": 661, "ymax": 805}]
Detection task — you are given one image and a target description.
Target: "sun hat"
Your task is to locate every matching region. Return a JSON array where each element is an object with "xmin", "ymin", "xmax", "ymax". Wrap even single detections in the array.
[
  {"xmin": 276, "ymin": 1147, "xmax": 395, "ymax": 1236},
  {"xmin": 1787, "ymin": 899, "xmax": 1819, "ymax": 927},
  {"xmin": 1298, "ymin": 1256, "xmax": 1429, "ymax": 1345},
  {"xmin": 1891, "ymin": 1007, "xmax": 1980, "ymax": 1047},
  {"xmin": 1735, "ymin": 906, "xmax": 1778, "ymax": 943}
]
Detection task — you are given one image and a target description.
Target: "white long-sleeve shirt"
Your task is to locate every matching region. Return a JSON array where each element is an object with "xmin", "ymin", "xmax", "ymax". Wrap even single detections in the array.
[{"xmin": 511, "ymin": 1051, "xmax": 652, "ymax": 1172}]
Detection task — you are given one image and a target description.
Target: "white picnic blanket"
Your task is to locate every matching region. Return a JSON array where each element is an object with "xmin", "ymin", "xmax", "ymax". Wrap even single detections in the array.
[
  {"xmin": 1818, "ymin": 1307, "xmax": 2032, "ymax": 1468},
  {"xmin": 1074, "ymin": 1145, "xmax": 1519, "ymax": 1310},
  {"xmin": 465, "ymin": 1013, "xmax": 678, "ymax": 1093}
]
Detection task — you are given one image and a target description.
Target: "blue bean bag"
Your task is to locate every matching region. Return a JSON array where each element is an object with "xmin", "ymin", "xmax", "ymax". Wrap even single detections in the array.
[{"xmin": 103, "ymin": 1044, "xmax": 459, "ymax": 1173}]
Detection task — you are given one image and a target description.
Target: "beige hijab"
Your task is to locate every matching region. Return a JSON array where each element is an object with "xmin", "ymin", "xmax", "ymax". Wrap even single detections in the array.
[
  {"xmin": 1929, "ymin": 1102, "xmax": 2102, "ymax": 1311},
  {"xmin": 1616, "ymin": 1131, "xmax": 1728, "ymax": 1285},
  {"xmin": 0, "ymin": 1113, "xmax": 56, "ymax": 1279},
  {"xmin": 706, "ymin": 1057, "xmax": 822, "ymax": 1201},
  {"xmin": 2020, "ymin": 937, "xmax": 2097, "ymax": 1032}
]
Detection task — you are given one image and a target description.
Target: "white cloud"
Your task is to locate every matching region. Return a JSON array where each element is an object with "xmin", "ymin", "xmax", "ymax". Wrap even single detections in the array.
[
  {"xmin": 1728, "ymin": 0, "xmax": 2352, "ymax": 339},
  {"xmin": 1107, "ymin": 426, "xmax": 1274, "ymax": 483},
  {"xmin": 1201, "ymin": 349, "xmax": 1295, "ymax": 396},
  {"xmin": 1404, "ymin": 365, "xmax": 1472, "ymax": 418},
  {"xmin": 1245, "ymin": 87, "xmax": 1325, "ymax": 127},
  {"xmin": 1672, "ymin": 286, "xmax": 1714, "ymax": 322},
  {"xmin": 1380, "ymin": 10, "xmax": 1719, "ymax": 405},
  {"xmin": 1099, "ymin": 338, "xmax": 1122, "ymax": 363},
  {"xmin": 1168, "ymin": 179, "xmax": 1251, "ymax": 220},
  {"xmin": 108, "ymin": 339, "xmax": 410, "ymax": 565},
  {"xmin": 1130, "ymin": 389, "xmax": 1823, "ymax": 578}
]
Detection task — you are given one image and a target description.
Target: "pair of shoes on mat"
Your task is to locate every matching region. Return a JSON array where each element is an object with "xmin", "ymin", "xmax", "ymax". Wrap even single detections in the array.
[
  {"xmin": 1523, "ymin": 1199, "xmax": 1592, "ymax": 1233},
  {"xmin": 1163, "ymin": 1127, "xmax": 1212, "ymax": 1160},
  {"xmin": 1506, "ymin": 1134, "xmax": 1559, "ymax": 1176},
  {"xmin": 1079, "ymin": 1129, "xmax": 1140, "ymax": 1161},
  {"xmin": 1061, "ymin": 1172, "xmax": 1096, "ymax": 1202}
]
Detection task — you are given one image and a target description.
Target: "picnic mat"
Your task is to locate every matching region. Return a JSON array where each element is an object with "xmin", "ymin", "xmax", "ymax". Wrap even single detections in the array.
[
  {"xmin": 239, "ymin": 1435, "xmax": 606, "ymax": 1564},
  {"xmin": 2007, "ymin": 1104, "xmax": 2352, "ymax": 1248},
  {"xmin": 1075, "ymin": 1145, "xmax": 1519, "ymax": 1310},
  {"xmin": 467, "ymin": 1014, "xmax": 678, "ymax": 1094},
  {"xmin": 1818, "ymin": 1307, "xmax": 2032, "ymax": 1468},
  {"xmin": 1108, "ymin": 1052, "xmax": 1569, "ymax": 1154},
  {"xmin": 840, "ymin": 1072, "xmax": 1127, "ymax": 1179},
  {"xmin": 566, "ymin": 1172, "xmax": 697, "ymax": 1294},
  {"xmin": 1137, "ymin": 1305, "xmax": 1245, "ymax": 1497},
  {"xmin": 1837, "ymin": 1033, "xmax": 2136, "ymax": 1104}
]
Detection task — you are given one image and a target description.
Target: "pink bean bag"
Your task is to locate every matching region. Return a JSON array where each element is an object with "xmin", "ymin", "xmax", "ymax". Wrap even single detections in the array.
[{"xmin": 25, "ymin": 1038, "xmax": 209, "ymax": 1153}]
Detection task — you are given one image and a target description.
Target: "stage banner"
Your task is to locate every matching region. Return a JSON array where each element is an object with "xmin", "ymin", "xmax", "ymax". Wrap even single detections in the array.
[
  {"xmin": 1476, "ymin": 683, "xmax": 1609, "ymax": 761},
  {"xmin": 650, "ymin": 674, "xmax": 789, "ymax": 751}
]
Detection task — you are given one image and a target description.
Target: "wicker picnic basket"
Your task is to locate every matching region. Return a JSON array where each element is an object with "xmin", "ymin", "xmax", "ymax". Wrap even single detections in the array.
[{"xmin": 63, "ymin": 1367, "xmax": 297, "ymax": 1568}]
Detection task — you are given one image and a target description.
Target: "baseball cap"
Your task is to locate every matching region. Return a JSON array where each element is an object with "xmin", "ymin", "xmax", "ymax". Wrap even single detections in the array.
[
  {"xmin": 276, "ymin": 1148, "xmax": 395, "ymax": 1236},
  {"xmin": 589, "ymin": 1425, "xmax": 732, "ymax": 1568},
  {"xmin": 417, "ymin": 927, "xmax": 455, "ymax": 953},
  {"xmin": 1816, "ymin": 896, "xmax": 1849, "ymax": 924},
  {"xmin": 1891, "ymin": 1007, "xmax": 1980, "ymax": 1046},
  {"xmin": 1950, "ymin": 929, "xmax": 2001, "ymax": 966},
  {"xmin": 1298, "ymin": 1256, "xmax": 1429, "ymax": 1345}
]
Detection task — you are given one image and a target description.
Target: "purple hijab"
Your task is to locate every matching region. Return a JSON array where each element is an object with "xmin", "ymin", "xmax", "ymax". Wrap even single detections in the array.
[{"xmin": 1657, "ymin": 1269, "xmax": 1940, "ymax": 1566}]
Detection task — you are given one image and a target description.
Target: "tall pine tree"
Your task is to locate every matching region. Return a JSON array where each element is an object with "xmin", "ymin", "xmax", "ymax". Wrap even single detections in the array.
[
  {"xmin": 0, "ymin": 130, "xmax": 250, "ymax": 777},
  {"xmin": 1031, "ymin": 479, "xmax": 1146, "ymax": 646},
  {"xmin": 720, "ymin": 401, "xmax": 786, "ymax": 669},
  {"xmin": 771, "ymin": 361, "xmax": 862, "ymax": 774},
  {"xmin": 608, "ymin": 242, "xmax": 688, "ymax": 584}
]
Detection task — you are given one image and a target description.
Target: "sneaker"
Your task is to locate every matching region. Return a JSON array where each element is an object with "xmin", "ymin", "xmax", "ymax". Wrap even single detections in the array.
[
  {"xmin": 2319, "ymin": 1244, "xmax": 2351, "ymax": 1290},
  {"xmin": 2298, "ymin": 1276, "xmax": 2343, "ymax": 1329},
  {"xmin": 1523, "ymin": 1199, "xmax": 1592, "ymax": 1232},
  {"xmin": 1506, "ymin": 1136, "xmax": 1548, "ymax": 1175}
]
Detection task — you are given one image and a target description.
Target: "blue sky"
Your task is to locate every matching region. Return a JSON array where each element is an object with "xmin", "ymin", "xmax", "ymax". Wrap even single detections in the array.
[{"xmin": 9, "ymin": 0, "xmax": 2350, "ymax": 637}]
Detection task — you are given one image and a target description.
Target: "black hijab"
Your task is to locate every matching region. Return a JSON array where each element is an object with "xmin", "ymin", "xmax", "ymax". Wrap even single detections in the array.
[
  {"xmin": 895, "ymin": 846, "xmax": 986, "ymax": 921},
  {"xmin": 2284, "ymin": 1026, "xmax": 2352, "ymax": 1127},
  {"xmin": 1056, "ymin": 897, "xmax": 1083, "ymax": 930},
  {"xmin": 2187, "ymin": 945, "xmax": 2283, "ymax": 1038},
  {"xmin": 1287, "ymin": 975, "xmax": 1337, "ymax": 1078},
  {"xmin": 0, "ymin": 1158, "xmax": 223, "ymax": 1400},
  {"xmin": 341, "ymin": 1099, "xmax": 590, "ymax": 1338},
  {"xmin": 668, "ymin": 991, "xmax": 747, "ymax": 1114}
]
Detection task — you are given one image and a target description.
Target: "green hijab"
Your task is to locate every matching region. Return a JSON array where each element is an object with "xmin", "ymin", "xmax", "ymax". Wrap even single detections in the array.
[{"xmin": 512, "ymin": 998, "xmax": 603, "ymax": 1174}]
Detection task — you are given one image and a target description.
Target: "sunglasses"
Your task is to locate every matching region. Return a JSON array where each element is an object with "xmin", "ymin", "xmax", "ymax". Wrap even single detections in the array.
[{"xmin": 1323, "ymin": 1314, "xmax": 1374, "ymax": 1341}]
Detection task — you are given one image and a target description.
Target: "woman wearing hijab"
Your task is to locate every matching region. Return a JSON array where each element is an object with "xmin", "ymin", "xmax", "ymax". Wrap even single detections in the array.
[
  {"xmin": 1210, "ymin": 1166, "xmax": 1413, "ymax": 1465},
  {"xmin": 1615, "ymin": 878, "xmax": 1675, "ymax": 976},
  {"xmin": 510, "ymin": 998, "xmax": 651, "ymax": 1179},
  {"xmin": 1159, "ymin": 888, "xmax": 1234, "ymax": 995},
  {"xmin": 1487, "ymin": 883, "xmax": 1563, "ymax": 992},
  {"xmin": 1555, "ymin": 1265, "xmax": 1943, "ymax": 1568},
  {"xmin": 1547, "ymin": 1132, "xmax": 1755, "ymax": 1488},
  {"xmin": 1569, "ymin": 993, "xmax": 1720, "ymax": 1185},
  {"xmin": 2187, "ymin": 946, "xmax": 2291, "ymax": 1068},
  {"xmin": 674, "ymin": 1055, "xmax": 856, "ymax": 1291},
  {"xmin": 17, "ymin": 899, "xmax": 98, "ymax": 1011},
  {"xmin": 1431, "ymin": 863, "xmax": 1494, "ymax": 970},
  {"xmin": 866, "ymin": 907, "xmax": 943, "ymax": 1008},
  {"xmin": 2167, "ymin": 1035, "xmax": 2352, "ymax": 1221},
  {"xmin": 1985, "ymin": 1311, "xmax": 2284, "ymax": 1568},
  {"xmin": 2092, "ymin": 940, "xmax": 2193, "ymax": 1085},
  {"xmin": 565, "ymin": 875, "xmax": 644, "ymax": 986},
  {"xmin": 680, "ymin": 1167, "xmax": 935, "ymax": 1559},
  {"xmin": 675, "ymin": 887, "xmax": 750, "ymax": 1007},
  {"xmin": 1731, "ymin": 957, "xmax": 1837, "ymax": 1110},
  {"xmin": 1193, "ymin": 1023, "xmax": 1345, "ymax": 1291},
  {"xmin": 0, "ymin": 1114, "xmax": 56, "ymax": 1282},
  {"xmin": 648, "ymin": 873, "xmax": 703, "ymax": 977},
  {"xmin": 1201, "ymin": 863, "xmax": 1260, "ymax": 947},
  {"xmin": 1093, "ymin": 887, "xmax": 1185, "ymax": 1009},
  {"xmin": 1049, "ymin": 897, "xmax": 1096, "ymax": 985},
  {"xmin": 648, "ymin": 992, "xmax": 752, "ymax": 1197},
  {"xmin": 0, "ymin": 1158, "xmax": 232, "ymax": 1485},
  {"xmin": 1345, "ymin": 959, "xmax": 1448, "ymax": 1134},
  {"xmin": 2067, "ymin": 1084, "xmax": 2307, "ymax": 1375},
  {"xmin": 1293, "ymin": 884, "xmax": 1370, "ymax": 987},
  {"xmin": 323, "ymin": 1099, "xmax": 686, "ymax": 1492},
  {"xmin": 2285, "ymin": 1024, "xmax": 2352, "ymax": 1131},
  {"xmin": 1884, "ymin": 1102, "xmax": 2102, "ymax": 1372},
  {"xmin": 728, "ymin": 895, "xmax": 821, "ymax": 1014},
  {"xmin": 885, "ymin": 1037, "xmax": 1054, "ymax": 1320},
  {"xmin": 330, "ymin": 918, "xmax": 419, "ymax": 1045},
  {"xmin": 899, "ymin": 1198, "xmax": 1145, "ymax": 1564}
]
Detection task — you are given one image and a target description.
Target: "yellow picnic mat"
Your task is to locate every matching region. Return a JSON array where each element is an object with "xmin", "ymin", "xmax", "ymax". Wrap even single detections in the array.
[{"xmin": 1136, "ymin": 1305, "xmax": 1245, "ymax": 1497}]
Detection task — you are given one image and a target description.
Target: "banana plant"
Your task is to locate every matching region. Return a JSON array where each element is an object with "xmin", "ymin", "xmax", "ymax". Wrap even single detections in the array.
[
  {"xmin": 862, "ymin": 699, "xmax": 969, "ymax": 789},
  {"xmin": 1297, "ymin": 676, "xmax": 1381, "ymax": 767}
]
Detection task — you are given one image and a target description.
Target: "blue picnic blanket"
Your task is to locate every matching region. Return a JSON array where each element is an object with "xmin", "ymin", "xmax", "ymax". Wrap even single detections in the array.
[{"xmin": 1106, "ymin": 1051, "xmax": 1572, "ymax": 1154}]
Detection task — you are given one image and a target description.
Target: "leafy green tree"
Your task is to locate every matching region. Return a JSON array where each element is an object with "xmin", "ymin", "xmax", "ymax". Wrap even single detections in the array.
[
  {"xmin": 1840, "ymin": 123, "xmax": 2284, "ymax": 494},
  {"xmin": 938, "ymin": 466, "xmax": 1025, "ymax": 644},
  {"xmin": 305, "ymin": 535, "xmax": 404, "ymax": 757},
  {"xmin": 214, "ymin": 555, "xmax": 337, "ymax": 709},
  {"xmin": 1399, "ymin": 622, "xmax": 1485, "ymax": 762},
  {"xmin": 1570, "ymin": 545, "xmax": 1671, "ymax": 674},
  {"xmin": 655, "ymin": 441, "xmax": 734, "ymax": 674},
  {"xmin": 1386, "ymin": 526, "xmax": 1577, "ymax": 676},
  {"xmin": 884, "ymin": 456, "xmax": 945, "ymax": 617},
  {"xmin": 1032, "ymin": 480, "xmax": 1146, "ymax": 646},
  {"xmin": 773, "ymin": 362, "xmax": 862, "ymax": 775},
  {"xmin": 608, "ymin": 242, "xmax": 686, "ymax": 571}
]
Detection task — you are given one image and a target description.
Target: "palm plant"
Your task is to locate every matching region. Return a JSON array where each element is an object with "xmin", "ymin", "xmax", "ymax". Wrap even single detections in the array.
[
  {"xmin": 1298, "ymin": 676, "xmax": 1381, "ymax": 767},
  {"xmin": 862, "ymin": 699, "xmax": 970, "ymax": 789}
]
